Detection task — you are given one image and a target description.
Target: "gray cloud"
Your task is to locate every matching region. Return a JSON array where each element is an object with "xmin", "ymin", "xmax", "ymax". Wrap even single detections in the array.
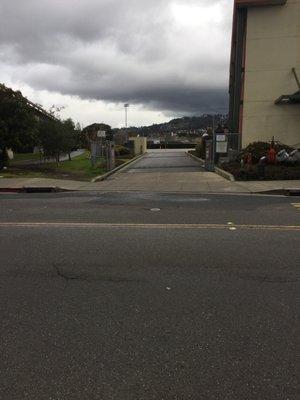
[{"xmin": 0, "ymin": 0, "xmax": 232, "ymax": 115}]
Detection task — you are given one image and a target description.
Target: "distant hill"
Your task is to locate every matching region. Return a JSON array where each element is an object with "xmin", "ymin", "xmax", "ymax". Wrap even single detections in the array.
[{"xmin": 113, "ymin": 114, "xmax": 228, "ymax": 137}]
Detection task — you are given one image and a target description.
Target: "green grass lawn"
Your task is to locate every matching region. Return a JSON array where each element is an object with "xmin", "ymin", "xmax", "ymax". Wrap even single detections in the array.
[
  {"xmin": 1, "ymin": 151, "xmax": 106, "ymax": 181},
  {"xmin": 1, "ymin": 151, "xmax": 135, "ymax": 181},
  {"xmin": 12, "ymin": 152, "xmax": 42, "ymax": 163},
  {"xmin": 48, "ymin": 152, "xmax": 107, "ymax": 179}
]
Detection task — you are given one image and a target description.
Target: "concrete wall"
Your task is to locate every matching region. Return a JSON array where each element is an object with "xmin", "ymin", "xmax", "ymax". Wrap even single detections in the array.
[
  {"xmin": 242, "ymin": 0, "xmax": 300, "ymax": 147},
  {"xmin": 129, "ymin": 137, "xmax": 147, "ymax": 156}
]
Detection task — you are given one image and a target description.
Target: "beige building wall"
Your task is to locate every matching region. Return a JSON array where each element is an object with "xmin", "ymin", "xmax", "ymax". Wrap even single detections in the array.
[{"xmin": 242, "ymin": 0, "xmax": 300, "ymax": 147}]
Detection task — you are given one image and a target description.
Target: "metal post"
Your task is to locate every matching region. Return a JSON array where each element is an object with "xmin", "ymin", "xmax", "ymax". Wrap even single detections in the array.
[
  {"xmin": 124, "ymin": 103, "xmax": 129, "ymax": 128},
  {"xmin": 212, "ymin": 114, "xmax": 216, "ymax": 170},
  {"xmin": 91, "ymin": 141, "xmax": 97, "ymax": 168},
  {"xmin": 100, "ymin": 139, "xmax": 103, "ymax": 167}
]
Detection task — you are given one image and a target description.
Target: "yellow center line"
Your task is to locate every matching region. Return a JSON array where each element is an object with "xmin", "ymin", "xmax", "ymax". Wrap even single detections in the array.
[{"xmin": 0, "ymin": 222, "xmax": 300, "ymax": 231}]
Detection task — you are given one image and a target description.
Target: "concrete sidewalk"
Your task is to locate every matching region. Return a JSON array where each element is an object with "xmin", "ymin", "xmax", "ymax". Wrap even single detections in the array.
[
  {"xmin": 1, "ymin": 148, "xmax": 299, "ymax": 194},
  {"xmin": 1, "ymin": 175, "xmax": 300, "ymax": 194},
  {"xmin": 0, "ymin": 177, "xmax": 94, "ymax": 191}
]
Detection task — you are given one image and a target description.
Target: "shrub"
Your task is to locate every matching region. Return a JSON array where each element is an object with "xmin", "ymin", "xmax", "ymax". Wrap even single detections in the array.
[
  {"xmin": 195, "ymin": 140, "xmax": 206, "ymax": 159},
  {"xmin": 221, "ymin": 161, "xmax": 300, "ymax": 180},
  {"xmin": 115, "ymin": 145, "xmax": 131, "ymax": 156},
  {"xmin": 240, "ymin": 141, "xmax": 294, "ymax": 164}
]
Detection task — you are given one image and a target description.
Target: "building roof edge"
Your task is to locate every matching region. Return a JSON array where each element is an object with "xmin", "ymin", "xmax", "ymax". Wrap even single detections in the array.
[{"xmin": 235, "ymin": 0, "xmax": 287, "ymax": 8}]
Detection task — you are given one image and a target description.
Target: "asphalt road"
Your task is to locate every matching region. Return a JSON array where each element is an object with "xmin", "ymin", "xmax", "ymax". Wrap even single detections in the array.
[{"xmin": 0, "ymin": 190, "xmax": 299, "ymax": 400}]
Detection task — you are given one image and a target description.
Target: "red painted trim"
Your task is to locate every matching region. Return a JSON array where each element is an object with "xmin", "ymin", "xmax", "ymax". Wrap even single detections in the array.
[{"xmin": 239, "ymin": 15, "xmax": 248, "ymax": 137}]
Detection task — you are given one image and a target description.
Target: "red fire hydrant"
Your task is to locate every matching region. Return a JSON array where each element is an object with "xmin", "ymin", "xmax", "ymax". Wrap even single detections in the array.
[{"xmin": 268, "ymin": 147, "xmax": 276, "ymax": 164}]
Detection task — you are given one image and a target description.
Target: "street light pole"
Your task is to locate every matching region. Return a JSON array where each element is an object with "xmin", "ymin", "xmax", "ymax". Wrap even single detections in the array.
[
  {"xmin": 124, "ymin": 103, "xmax": 129, "ymax": 128},
  {"xmin": 211, "ymin": 114, "xmax": 216, "ymax": 170}
]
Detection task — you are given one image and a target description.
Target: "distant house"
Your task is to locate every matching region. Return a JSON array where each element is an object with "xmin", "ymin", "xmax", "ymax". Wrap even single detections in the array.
[{"xmin": 229, "ymin": 0, "xmax": 300, "ymax": 148}]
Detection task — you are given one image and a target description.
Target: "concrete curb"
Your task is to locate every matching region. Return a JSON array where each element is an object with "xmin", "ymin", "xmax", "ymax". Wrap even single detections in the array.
[
  {"xmin": 23, "ymin": 186, "xmax": 72, "ymax": 193},
  {"xmin": 254, "ymin": 189, "xmax": 300, "ymax": 196},
  {"xmin": 186, "ymin": 151, "xmax": 236, "ymax": 181},
  {"xmin": 92, "ymin": 153, "xmax": 147, "ymax": 183},
  {"xmin": 214, "ymin": 166, "xmax": 236, "ymax": 182},
  {"xmin": 0, "ymin": 186, "xmax": 69, "ymax": 193},
  {"xmin": 186, "ymin": 151, "xmax": 205, "ymax": 167}
]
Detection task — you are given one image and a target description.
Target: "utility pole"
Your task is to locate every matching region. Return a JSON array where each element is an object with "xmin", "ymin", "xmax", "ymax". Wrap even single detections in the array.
[
  {"xmin": 124, "ymin": 103, "xmax": 129, "ymax": 128},
  {"xmin": 212, "ymin": 114, "xmax": 216, "ymax": 168}
]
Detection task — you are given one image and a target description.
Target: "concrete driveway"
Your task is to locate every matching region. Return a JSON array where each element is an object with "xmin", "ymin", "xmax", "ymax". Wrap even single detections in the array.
[
  {"xmin": 127, "ymin": 149, "xmax": 201, "ymax": 172},
  {"xmin": 97, "ymin": 149, "xmax": 243, "ymax": 193}
]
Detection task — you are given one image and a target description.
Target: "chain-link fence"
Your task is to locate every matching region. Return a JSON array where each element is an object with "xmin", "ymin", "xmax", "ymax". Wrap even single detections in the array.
[
  {"xmin": 90, "ymin": 140, "xmax": 115, "ymax": 171},
  {"xmin": 227, "ymin": 133, "xmax": 241, "ymax": 152},
  {"xmin": 227, "ymin": 133, "xmax": 241, "ymax": 162},
  {"xmin": 204, "ymin": 132, "xmax": 241, "ymax": 170}
]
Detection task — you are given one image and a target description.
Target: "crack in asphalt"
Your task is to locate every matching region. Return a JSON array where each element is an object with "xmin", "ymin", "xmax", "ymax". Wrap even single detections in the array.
[
  {"xmin": 2, "ymin": 264, "xmax": 299, "ymax": 286},
  {"xmin": 53, "ymin": 264, "xmax": 144, "ymax": 288},
  {"xmin": 235, "ymin": 272, "xmax": 300, "ymax": 284},
  {"xmin": 54, "ymin": 265, "xmax": 87, "ymax": 284}
]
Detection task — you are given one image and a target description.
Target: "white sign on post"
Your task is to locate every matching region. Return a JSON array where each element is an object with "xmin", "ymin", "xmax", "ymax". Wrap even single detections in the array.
[
  {"xmin": 216, "ymin": 142, "xmax": 228, "ymax": 153},
  {"xmin": 215, "ymin": 134, "xmax": 228, "ymax": 153},
  {"xmin": 97, "ymin": 131, "xmax": 106, "ymax": 138},
  {"xmin": 216, "ymin": 135, "xmax": 226, "ymax": 142}
]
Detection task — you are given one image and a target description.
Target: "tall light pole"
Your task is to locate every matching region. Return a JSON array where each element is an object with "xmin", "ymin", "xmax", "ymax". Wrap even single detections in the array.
[{"xmin": 124, "ymin": 103, "xmax": 129, "ymax": 128}]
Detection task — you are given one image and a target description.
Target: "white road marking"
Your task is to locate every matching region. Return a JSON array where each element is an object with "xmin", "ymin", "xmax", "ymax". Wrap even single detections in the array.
[
  {"xmin": 0, "ymin": 222, "xmax": 299, "ymax": 231},
  {"xmin": 291, "ymin": 203, "xmax": 300, "ymax": 209}
]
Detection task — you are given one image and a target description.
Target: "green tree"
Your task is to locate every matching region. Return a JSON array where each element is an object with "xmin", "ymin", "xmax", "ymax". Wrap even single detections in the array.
[
  {"xmin": 61, "ymin": 118, "xmax": 78, "ymax": 161},
  {"xmin": 38, "ymin": 119, "xmax": 65, "ymax": 165},
  {"xmin": 76, "ymin": 123, "xmax": 88, "ymax": 149},
  {"xmin": 38, "ymin": 118, "xmax": 81, "ymax": 164},
  {"xmin": 0, "ymin": 87, "xmax": 38, "ymax": 168}
]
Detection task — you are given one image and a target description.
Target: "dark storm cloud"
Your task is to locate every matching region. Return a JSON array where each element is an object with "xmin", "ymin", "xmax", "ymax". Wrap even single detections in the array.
[{"xmin": 0, "ymin": 0, "xmax": 232, "ymax": 114}]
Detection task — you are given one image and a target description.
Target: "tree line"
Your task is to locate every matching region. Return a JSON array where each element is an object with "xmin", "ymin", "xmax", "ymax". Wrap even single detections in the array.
[
  {"xmin": 0, "ymin": 86, "xmax": 82, "ymax": 169},
  {"xmin": 112, "ymin": 114, "xmax": 228, "ymax": 137}
]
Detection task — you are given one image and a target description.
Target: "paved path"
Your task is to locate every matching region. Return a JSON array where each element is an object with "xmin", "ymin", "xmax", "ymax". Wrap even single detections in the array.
[
  {"xmin": 126, "ymin": 149, "xmax": 202, "ymax": 172},
  {"xmin": 59, "ymin": 149, "xmax": 85, "ymax": 162},
  {"xmin": 10, "ymin": 149, "xmax": 85, "ymax": 165}
]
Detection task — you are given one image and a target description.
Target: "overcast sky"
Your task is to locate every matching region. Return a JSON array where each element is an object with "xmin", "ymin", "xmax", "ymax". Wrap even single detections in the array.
[{"xmin": 0, "ymin": 0, "xmax": 234, "ymax": 128}]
